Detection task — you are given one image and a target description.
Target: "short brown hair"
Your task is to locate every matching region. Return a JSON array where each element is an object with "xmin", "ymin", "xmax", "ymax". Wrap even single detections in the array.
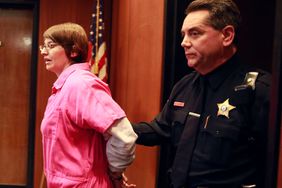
[
  {"xmin": 186, "ymin": 0, "xmax": 241, "ymax": 44},
  {"xmin": 43, "ymin": 22, "xmax": 89, "ymax": 63}
]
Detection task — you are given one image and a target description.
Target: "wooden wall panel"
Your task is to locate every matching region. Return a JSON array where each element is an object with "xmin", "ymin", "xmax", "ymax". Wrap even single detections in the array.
[
  {"xmin": 34, "ymin": 0, "xmax": 94, "ymax": 187},
  {"xmin": 110, "ymin": 0, "xmax": 165, "ymax": 187}
]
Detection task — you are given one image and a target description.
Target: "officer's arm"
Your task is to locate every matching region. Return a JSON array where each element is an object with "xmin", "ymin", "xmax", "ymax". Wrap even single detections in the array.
[{"xmin": 132, "ymin": 118, "xmax": 171, "ymax": 146}]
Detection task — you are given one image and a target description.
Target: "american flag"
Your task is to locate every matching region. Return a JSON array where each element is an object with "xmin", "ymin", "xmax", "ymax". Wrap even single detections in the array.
[{"xmin": 89, "ymin": 0, "xmax": 108, "ymax": 82}]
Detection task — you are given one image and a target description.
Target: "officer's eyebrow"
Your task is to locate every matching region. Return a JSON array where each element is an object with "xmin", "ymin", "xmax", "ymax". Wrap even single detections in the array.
[{"xmin": 181, "ymin": 26, "xmax": 204, "ymax": 36}]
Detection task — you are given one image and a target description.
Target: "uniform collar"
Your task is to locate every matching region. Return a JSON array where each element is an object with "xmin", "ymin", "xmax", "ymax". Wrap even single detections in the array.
[
  {"xmin": 52, "ymin": 63, "xmax": 90, "ymax": 94},
  {"xmin": 202, "ymin": 54, "xmax": 240, "ymax": 90}
]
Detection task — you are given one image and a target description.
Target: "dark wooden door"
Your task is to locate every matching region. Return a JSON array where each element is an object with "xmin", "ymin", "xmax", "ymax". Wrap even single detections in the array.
[{"xmin": 0, "ymin": 7, "xmax": 33, "ymax": 187}]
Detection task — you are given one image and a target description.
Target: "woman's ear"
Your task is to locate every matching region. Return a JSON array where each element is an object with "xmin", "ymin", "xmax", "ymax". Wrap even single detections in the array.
[
  {"xmin": 221, "ymin": 25, "xmax": 235, "ymax": 46},
  {"xmin": 70, "ymin": 51, "xmax": 78, "ymax": 58},
  {"xmin": 70, "ymin": 45, "xmax": 78, "ymax": 58}
]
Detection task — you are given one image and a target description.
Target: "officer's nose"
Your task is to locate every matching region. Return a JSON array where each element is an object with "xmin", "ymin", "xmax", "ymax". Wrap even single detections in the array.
[{"xmin": 181, "ymin": 35, "xmax": 191, "ymax": 48}]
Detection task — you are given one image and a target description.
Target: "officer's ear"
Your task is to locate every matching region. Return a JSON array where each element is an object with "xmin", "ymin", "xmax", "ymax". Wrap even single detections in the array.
[{"xmin": 221, "ymin": 25, "xmax": 235, "ymax": 47}]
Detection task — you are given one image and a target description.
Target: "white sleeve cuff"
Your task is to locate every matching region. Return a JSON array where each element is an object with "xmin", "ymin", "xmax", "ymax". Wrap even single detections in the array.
[{"xmin": 105, "ymin": 117, "xmax": 138, "ymax": 172}]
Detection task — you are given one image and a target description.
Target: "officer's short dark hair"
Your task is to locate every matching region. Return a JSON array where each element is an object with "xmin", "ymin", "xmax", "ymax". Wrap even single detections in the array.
[{"xmin": 186, "ymin": 0, "xmax": 241, "ymax": 45}]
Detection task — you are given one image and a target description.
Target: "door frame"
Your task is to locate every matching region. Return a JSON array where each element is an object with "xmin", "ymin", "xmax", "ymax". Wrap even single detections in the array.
[
  {"xmin": 265, "ymin": 0, "xmax": 282, "ymax": 187},
  {"xmin": 0, "ymin": 1, "xmax": 39, "ymax": 188}
]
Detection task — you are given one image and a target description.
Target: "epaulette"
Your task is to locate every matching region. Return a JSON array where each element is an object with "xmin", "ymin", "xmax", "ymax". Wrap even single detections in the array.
[
  {"xmin": 234, "ymin": 72, "xmax": 258, "ymax": 91},
  {"xmin": 243, "ymin": 72, "xmax": 259, "ymax": 90}
]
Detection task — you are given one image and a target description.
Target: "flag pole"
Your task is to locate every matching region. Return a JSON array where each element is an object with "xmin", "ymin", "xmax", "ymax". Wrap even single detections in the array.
[{"xmin": 93, "ymin": 0, "xmax": 100, "ymax": 74}]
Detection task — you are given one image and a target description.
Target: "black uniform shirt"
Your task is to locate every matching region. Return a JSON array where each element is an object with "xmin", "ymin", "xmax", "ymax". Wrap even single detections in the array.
[
  {"xmin": 133, "ymin": 54, "xmax": 271, "ymax": 187},
  {"xmin": 188, "ymin": 55, "xmax": 270, "ymax": 187}
]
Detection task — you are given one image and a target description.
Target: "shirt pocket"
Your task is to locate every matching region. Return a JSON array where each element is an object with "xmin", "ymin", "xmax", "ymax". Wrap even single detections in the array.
[
  {"xmin": 41, "ymin": 108, "xmax": 60, "ymax": 139},
  {"xmin": 198, "ymin": 116, "xmax": 240, "ymax": 165},
  {"xmin": 170, "ymin": 110, "xmax": 188, "ymax": 146}
]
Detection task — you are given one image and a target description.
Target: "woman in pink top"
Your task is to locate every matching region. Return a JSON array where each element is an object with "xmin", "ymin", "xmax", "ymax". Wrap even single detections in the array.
[{"xmin": 39, "ymin": 22, "xmax": 137, "ymax": 188}]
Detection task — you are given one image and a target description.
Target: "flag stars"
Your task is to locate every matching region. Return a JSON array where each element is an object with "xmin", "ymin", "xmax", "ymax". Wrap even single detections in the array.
[{"xmin": 90, "ymin": 2, "xmax": 108, "ymax": 82}]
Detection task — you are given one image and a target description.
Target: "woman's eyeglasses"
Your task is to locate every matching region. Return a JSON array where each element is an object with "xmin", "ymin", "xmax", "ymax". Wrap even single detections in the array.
[{"xmin": 39, "ymin": 42, "xmax": 59, "ymax": 52}]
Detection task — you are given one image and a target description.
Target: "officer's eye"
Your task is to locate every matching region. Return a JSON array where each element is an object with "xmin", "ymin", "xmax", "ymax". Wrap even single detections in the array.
[{"xmin": 189, "ymin": 30, "xmax": 200, "ymax": 38}]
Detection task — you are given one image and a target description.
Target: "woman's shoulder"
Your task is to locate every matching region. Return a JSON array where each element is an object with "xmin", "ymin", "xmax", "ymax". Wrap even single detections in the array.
[{"xmin": 65, "ymin": 70, "xmax": 111, "ymax": 95}]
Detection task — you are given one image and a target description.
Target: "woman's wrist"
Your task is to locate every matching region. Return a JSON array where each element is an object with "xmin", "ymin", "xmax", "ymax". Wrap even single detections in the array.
[{"xmin": 109, "ymin": 171, "xmax": 123, "ymax": 181}]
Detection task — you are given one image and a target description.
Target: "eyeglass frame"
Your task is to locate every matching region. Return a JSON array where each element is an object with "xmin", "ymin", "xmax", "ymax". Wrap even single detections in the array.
[{"xmin": 39, "ymin": 42, "xmax": 59, "ymax": 52}]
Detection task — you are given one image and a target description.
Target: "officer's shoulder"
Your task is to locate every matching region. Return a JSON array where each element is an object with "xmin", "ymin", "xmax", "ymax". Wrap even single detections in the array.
[
  {"xmin": 255, "ymin": 69, "xmax": 271, "ymax": 87},
  {"xmin": 247, "ymin": 69, "xmax": 271, "ymax": 101},
  {"xmin": 244, "ymin": 69, "xmax": 271, "ymax": 98},
  {"xmin": 168, "ymin": 71, "xmax": 197, "ymax": 96},
  {"xmin": 174, "ymin": 71, "xmax": 197, "ymax": 87},
  {"xmin": 178, "ymin": 71, "xmax": 197, "ymax": 83},
  {"xmin": 244, "ymin": 65, "xmax": 271, "ymax": 87}
]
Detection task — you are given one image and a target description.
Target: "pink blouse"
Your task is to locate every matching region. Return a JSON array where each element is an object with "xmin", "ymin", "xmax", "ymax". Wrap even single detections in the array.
[{"xmin": 41, "ymin": 63, "xmax": 125, "ymax": 188}]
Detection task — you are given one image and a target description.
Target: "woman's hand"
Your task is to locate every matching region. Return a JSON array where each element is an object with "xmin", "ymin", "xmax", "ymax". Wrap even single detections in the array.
[
  {"xmin": 121, "ymin": 173, "xmax": 136, "ymax": 188},
  {"xmin": 110, "ymin": 172, "xmax": 136, "ymax": 188}
]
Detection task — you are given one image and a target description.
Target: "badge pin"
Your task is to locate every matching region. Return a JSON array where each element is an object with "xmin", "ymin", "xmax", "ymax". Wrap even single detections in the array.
[
  {"xmin": 217, "ymin": 98, "xmax": 236, "ymax": 118},
  {"xmin": 188, "ymin": 112, "xmax": 200, "ymax": 118}
]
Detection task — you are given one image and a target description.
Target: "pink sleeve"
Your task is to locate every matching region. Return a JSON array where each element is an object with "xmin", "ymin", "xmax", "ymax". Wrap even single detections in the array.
[{"xmin": 65, "ymin": 74, "xmax": 126, "ymax": 133}]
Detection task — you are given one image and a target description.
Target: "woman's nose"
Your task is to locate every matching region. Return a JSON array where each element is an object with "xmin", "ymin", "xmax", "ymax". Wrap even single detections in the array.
[{"xmin": 40, "ymin": 48, "xmax": 48, "ymax": 55}]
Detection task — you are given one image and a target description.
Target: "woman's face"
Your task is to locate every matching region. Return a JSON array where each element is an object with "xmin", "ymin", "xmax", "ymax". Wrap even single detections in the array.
[{"xmin": 40, "ymin": 38, "xmax": 71, "ymax": 77}]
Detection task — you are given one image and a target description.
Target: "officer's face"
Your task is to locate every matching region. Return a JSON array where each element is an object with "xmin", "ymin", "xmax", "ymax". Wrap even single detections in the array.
[{"xmin": 181, "ymin": 10, "xmax": 226, "ymax": 75}]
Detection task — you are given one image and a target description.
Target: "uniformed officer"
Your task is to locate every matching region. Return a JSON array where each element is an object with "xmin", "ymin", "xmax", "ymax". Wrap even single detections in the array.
[{"xmin": 132, "ymin": 0, "xmax": 271, "ymax": 188}]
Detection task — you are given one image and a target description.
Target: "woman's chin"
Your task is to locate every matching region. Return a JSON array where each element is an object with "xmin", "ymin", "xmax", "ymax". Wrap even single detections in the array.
[{"xmin": 45, "ymin": 64, "xmax": 53, "ymax": 72}]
